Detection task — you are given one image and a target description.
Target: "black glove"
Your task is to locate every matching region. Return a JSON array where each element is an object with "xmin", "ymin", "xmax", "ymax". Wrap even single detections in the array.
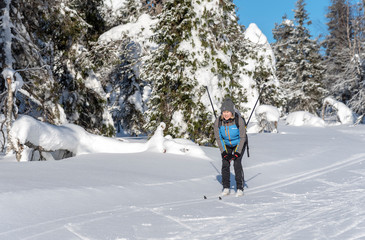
[
  {"xmin": 232, "ymin": 152, "xmax": 241, "ymax": 161},
  {"xmin": 221, "ymin": 151, "xmax": 231, "ymax": 161}
]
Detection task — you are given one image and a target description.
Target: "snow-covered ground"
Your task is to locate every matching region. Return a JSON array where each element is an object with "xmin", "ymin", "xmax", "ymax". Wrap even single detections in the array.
[{"xmin": 1, "ymin": 121, "xmax": 365, "ymax": 239}]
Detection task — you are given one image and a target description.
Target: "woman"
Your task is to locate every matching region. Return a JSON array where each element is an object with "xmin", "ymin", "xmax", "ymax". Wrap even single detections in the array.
[{"xmin": 214, "ymin": 98, "xmax": 246, "ymax": 197}]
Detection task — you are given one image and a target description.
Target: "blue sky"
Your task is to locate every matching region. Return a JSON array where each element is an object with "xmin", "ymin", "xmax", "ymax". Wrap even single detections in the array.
[{"xmin": 233, "ymin": 0, "xmax": 330, "ymax": 43}]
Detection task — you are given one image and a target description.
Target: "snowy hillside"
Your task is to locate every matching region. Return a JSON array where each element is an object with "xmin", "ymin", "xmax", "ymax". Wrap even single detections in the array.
[{"xmin": 1, "ymin": 121, "xmax": 365, "ymax": 239}]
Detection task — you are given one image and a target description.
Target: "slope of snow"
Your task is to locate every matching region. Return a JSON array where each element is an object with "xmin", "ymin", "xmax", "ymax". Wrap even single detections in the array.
[{"xmin": 1, "ymin": 121, "xmax": 365, "ymax": 239}]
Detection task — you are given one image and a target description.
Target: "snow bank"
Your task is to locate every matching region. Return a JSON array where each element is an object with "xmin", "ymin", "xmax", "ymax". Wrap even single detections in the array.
[
  {"xmin": 323, "ymin": 96, "xmax": 355, "ymax": 124},
  {"xmin": 286, "ymin": 111, "xmax": 325, "ymax": 127},
  {"xmin": 10, "ymin": 116, "xmax": 207, "ymax": 161}
]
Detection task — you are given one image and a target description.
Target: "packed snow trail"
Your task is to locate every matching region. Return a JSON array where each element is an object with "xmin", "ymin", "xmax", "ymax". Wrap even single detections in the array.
[{"xmin": 1, "ymin": 122, "xmax": 365, "ymax": 239}]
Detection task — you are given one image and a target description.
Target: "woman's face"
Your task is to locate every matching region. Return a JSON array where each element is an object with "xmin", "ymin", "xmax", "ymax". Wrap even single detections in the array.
[{"xmin": 222, "ymin": 111, "xmax": 233, "ymax": 120}]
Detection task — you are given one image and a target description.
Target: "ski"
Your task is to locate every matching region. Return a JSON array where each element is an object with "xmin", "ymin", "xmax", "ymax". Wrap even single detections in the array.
[
  {"xmin": 203, "ymin": 194, "xmax": 223, "ymax": 200},
  {"xmin": 203, "ymin": 192, "xmax": 243, "ymax": 200}
]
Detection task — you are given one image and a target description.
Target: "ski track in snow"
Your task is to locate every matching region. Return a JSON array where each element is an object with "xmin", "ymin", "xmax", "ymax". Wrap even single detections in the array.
[
  {"xmin": 5, "ymin": 153, "xmax": 365, "ymax": 240},
  {"xmin": 2, "ymin": 156, "xmax": 365, "ymax": 240},
  {"xmin": 1, "ymin": 125, "xmax": 365, "ymax": 239},
  {"xmin": 2, "ymin": 159, "xmax": 365, "ymax": 240},
  {"xmin": 245, "ymin": 153, "xmax": 365, "ymax": 195}
]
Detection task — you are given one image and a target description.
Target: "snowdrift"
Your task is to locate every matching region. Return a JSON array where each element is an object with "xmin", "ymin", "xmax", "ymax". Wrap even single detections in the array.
[
  {"xmin": 286, "ymin": 111, "xmax": 325, "ymax": 127},
  {"xmin": 10, "ymin": 116, "xmax": 207, "ymax": 161}
]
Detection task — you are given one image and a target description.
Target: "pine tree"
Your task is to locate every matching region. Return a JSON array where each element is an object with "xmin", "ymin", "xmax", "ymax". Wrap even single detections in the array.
[
  {"xmin": 7, "ymin": 0, "xmax": 115, "ymax": 136},
  {"xmin": 92, "ymin": 36, "xmax": 147, "ymax": 136},
  {"xmin": 102, "ymin": 0, "xmax": 145, "ymax": 28},
  {"xmin": 243, "ymin": 23, "xmax": 284, "ymax": 109},
  {"xmin": 322, "ymin": 0, "xmax": 354, "ymax": 101},
  {"xmin": 323, "ymin": 0, "xmax": 365, "ymax": 115},
  {"xmin": 49, "ymin": 1, "xmax": 114, "ymax": 136},
  {"xmin": 272, "ymin": 0, "xmax": 326, "ymax": 114},
  {"xmin": 69, "ymin": 0, "xmax": 106, "ymax": 42},
  {"xmin": 142, "ymin": 0, "xmax": 251, "ymax": 144},
  {"xmin": 92, "ymin": 0, "xmax": 150, "ymax": 136},
  {"xmin": 346, "ymin": 1, "xmax": 365, "ymax": 114},
  {"xmin": 121, "ymin": 0, "xmax": 144, "ymax": 23},
  {"xmin": 272, "ymin": 15, "xmax": 296, "ymax": 110},
  {"xmin": 0, "ymin": 0, "xmax": 63, "ymax": 125},
  {"xmin": 142, "ymin": 0, "xmax": 200, "ymax": 140}
]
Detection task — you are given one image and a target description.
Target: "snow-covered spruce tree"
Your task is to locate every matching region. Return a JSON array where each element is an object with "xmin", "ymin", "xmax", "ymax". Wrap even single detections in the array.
[
  {"xmin": 272, "ymin": 16, "xmax": 298, "ymax": 111},
  {"xmin": 142, "ymin": 0, "xmax": 166, "ymax": 15},
  {"xmin": 272, "ymin": 0, "xmax": 326, "ymax": 114},
  {"xmin": 142, "ymin": 0, "xmax": 201, "ymax": 140},
  {"xmin": 346, "ymin": 1, "xmax": 365, "ymax": 115},
  {"xmin": 243, "ymin": 23, "xmax": 284, "ymax": 109},
  {"xmin": 197, "ymin": 1, "xmax": 249, "ymax": 113},
  {"xmin": 322, "ymin": 0, "xmax": 365, "ymax": 115},
  {"xmin": 92, "ymin": 36, "xmax": 147, "ymax": 136},
  {"xmin": 101, "ymin": 0, "xmax": 145, "ymax": 28},
  {"xmin": 322, "ymin": 0, "xmax": 355, "ymax": 102},
  {"xmin": 119, "ymin": 0, "xmax": 144, "ymax": 24},
  {"xmin": 0, "ymin": 0, "xmax": 114, "ymax": 137},
  {"xmin": 69, "ymin": 0, "xmax": 106, "ymax": 42},
  {"xmin": 43, "ymin": 1, "xmax": 114, "ymax": 136},
  {"xmin": 0, "ymin": 0, "xmax": 63, "ymax": 125},
  {"xmin": 142, "ymin": 0, "xmax": 252, "ymax": 144},
  {"xmin": 347, "ymin": 54, "xmax": 365, "ymax": 115},
  {"xmin": 93, "ymin": 1, "xmax": 153, "ymax": 136}
]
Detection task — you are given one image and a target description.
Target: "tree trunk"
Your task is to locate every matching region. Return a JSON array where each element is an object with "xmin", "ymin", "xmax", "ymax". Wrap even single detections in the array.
[{"xmin": 6, "ymin": 77, "xmax": 14, "ymax": 155}]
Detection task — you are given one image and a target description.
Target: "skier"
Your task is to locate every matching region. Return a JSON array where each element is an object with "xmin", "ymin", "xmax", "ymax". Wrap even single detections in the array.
[{"xmin": 214, "ymin": 98, "xmax": 246, "ymax": 197}]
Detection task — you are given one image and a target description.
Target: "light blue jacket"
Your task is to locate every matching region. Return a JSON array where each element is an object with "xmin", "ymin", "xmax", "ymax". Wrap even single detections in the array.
[{"xmin": 214, "ymin": 116, "xmax": 247, "ymax": 153}]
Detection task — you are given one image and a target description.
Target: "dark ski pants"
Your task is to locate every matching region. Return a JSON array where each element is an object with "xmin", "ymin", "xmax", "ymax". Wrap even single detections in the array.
[{"xmin": 222, "ymin": 146, "xmax": 245, "ymax": 190}]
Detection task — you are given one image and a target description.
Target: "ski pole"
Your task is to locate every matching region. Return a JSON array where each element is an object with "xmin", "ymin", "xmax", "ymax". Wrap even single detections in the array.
[
  {"xmin": 205, "ymin": 86, "xmax": 217, "ymax": 119},
  {"xmin": 246, "ymin": 85, "xmax": 265, "ymax": 125}
]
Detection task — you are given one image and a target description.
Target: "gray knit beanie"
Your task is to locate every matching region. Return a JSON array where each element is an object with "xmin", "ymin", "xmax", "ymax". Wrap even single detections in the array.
[{"xmin": 221, "ymin": 98, "xmax": 235, "ymax": 114}]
